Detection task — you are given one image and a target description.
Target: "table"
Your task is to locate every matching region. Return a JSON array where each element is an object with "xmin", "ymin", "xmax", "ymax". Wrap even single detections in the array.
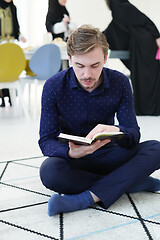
[
  {"xmin": 24, "ymin": 46, "xmax": 67, "ymax": 61},
  {"xmin": 108, "ymin": 50, "xmax": 130, "ymax": 59},
  {"xmin": 24, "ymin": 46, "xmax": 129, "ymax": 60},
  {"xmin": 24, "ymin": 46, "xmax": 130, "ymax": 71}
]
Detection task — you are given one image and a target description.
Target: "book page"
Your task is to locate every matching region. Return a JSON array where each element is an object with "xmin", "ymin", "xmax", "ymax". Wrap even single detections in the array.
[{"xmin": 58, "ymin": 132, "xmax": 124, "ymax": 145}]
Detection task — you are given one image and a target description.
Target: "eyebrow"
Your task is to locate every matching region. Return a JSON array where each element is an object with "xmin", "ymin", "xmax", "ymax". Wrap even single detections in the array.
[{"xmin": 75, "ymin": 62, "xmax": 100, "ymax": 67}]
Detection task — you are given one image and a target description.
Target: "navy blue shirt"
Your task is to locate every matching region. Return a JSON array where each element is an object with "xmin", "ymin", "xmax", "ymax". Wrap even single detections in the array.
[{"xmin": 39, "ymin": 67, "xmax": 140, "ymax": 159}]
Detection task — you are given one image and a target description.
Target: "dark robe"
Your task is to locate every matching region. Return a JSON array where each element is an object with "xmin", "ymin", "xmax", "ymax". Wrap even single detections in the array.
[
  {"xmin": 46, "ymin": 0, "xmax": 69, "ymax": 40},
  {"xmin": 103, "ymin": 0, "xmax": 160, "ymax": 115},
  {"xmin": 0, "ymin": 0, "xmax": 20, "ymax": 105}
]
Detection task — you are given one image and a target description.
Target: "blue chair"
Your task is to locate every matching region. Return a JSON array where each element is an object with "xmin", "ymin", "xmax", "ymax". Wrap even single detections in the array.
[
  {"xmin": 29, "ymin": 43, "xmax": 61, "ymax": 80},
  {"xmin": 22, "ymin": 43, "xmax": 61, "ymax": 119}
]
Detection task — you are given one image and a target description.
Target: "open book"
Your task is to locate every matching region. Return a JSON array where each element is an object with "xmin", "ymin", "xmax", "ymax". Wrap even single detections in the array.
[{"xmin": 58, "ymin": 132, "xmax": 124, "ymax": 146}]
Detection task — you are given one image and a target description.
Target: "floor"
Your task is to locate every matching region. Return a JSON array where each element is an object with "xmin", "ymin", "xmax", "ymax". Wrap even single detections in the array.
[{"xmin": 0, "ymin": 100, "xmax": 160, "ymax": 240}]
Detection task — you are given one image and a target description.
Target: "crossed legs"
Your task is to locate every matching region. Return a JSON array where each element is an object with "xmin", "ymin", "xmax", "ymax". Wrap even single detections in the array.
[{"xmin": 40, "ymin": 140, "xmax": 160, "ymax": 216}]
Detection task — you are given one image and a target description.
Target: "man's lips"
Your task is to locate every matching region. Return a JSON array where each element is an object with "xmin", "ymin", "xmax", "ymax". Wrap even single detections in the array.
[
  {"xmin": 84, "ymin": 81, "xmax": 92, "ymax": 85},
  {"xmin": 82, "ymin": 79, "xmax": 94, "ymax": 85}
]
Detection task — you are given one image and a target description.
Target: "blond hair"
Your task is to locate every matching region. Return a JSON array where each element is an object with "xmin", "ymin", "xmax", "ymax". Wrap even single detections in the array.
[{"xmin": 67, "ymin": 24, "xmax": 109, "ymax": 57}]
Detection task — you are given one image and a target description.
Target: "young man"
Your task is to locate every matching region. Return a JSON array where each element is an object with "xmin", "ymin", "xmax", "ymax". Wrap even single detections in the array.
[{"xmin": 39, "ymin": 25, "xmax": 160, "ymax": 217}]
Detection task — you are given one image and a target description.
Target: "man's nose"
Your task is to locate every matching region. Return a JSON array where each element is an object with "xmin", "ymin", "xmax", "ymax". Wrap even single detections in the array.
[{"xmin": 83, "ymin": 68, "xmax": 91, "ymax": 79}]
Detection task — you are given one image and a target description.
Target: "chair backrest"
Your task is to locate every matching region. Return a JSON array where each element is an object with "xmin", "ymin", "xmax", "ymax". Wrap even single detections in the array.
[
  {"xmin": 0, "ymin": 43, "xmax": 26, "ymax": 82},
  {"xmin": 29, "ymin": 44, "xmax": 61, "ymax": 80}
]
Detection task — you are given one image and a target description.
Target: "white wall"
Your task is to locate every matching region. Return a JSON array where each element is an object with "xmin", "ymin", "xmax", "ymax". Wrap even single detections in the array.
[
  {"xmin": 66, "ymin": 0, "xmax": 110, "ymax": 31},
  {"xmin": 14, "ymin": 0, "xmax": 48, "ymax": 46},
  {"xmin": 14, "ymin": 0, "xmax": 160, "ymax": 47}
]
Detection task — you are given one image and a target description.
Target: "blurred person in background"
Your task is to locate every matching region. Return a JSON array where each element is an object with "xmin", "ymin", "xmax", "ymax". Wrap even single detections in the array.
[
  {"xmin": 46, "ymin": 0, "xmax": 76, "ymax": 41},
  {"xmin": 103, "ymin": 0, "xmax": 160, "ymax": 116},
  {"xmin": 0, "ymin": 0, "xmax": 26, "ymax": 107}
]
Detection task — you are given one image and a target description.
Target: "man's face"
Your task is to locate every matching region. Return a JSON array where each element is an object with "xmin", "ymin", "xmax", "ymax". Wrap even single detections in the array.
[{"xmin": 69, "ymin": 47, "xmax": 107, "ymax": 92}]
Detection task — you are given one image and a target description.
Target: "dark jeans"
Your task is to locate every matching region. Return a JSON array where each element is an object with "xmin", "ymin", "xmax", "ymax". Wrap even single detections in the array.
[{"xmin": 40, "ymin": 140, "xmax": 160, "ymax": 209}]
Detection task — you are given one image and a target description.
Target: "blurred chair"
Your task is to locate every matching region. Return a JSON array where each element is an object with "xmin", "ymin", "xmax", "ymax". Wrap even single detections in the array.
[
  {"xmin": 0, "ymin": 42, "xmax": 29, "ymax": 119},
  {"xmin": 22, "ymin": 43, "xmax": 61, "ymax": 119}
]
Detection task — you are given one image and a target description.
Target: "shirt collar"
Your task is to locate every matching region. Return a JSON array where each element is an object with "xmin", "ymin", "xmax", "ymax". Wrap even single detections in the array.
[
  {"xmin": 69, "ymin": 68, "xmax": 79, "ymax": 89},
  {"xmin": 69, "ymin": 67, "xmax": 110, "ymax": 90}
]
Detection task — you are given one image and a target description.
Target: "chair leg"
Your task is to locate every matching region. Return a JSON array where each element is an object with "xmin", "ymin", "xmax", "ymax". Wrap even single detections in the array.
[
  {"xmin": 33, "ymin": 79, "xmax": 38, "ymax": 120},
  {"xmin": 10, "ymin": 88, "xmax": 18, "ymax": 116},
  {"xmin": 17, "ymin": 83, "xmax": 30, "ymax": 120},
  {"xmin": 28, "ymin": 83, "xmax": 31, "ymax": 112},
  {"xmin": 22, "ymin": 81, "xmax": 31, "ymax": 113}
]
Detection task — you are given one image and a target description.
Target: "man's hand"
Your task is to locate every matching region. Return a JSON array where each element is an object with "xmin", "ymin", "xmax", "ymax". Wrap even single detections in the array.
[
  {"xmin": 68, "ymin": 124, "xmax": 119, "ymax": 159},
  {"xmin": 68, "ymin": 139, "xmax": 110, "ymax": 159},
  {"xmin": 86, "ymin": 124, "xmax": 120, "ymax": 139}
]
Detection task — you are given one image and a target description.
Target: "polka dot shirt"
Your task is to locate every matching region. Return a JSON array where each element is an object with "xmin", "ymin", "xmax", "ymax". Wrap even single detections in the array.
[{"xmin": 38, "ymin": 67, "xmax": 140, "ymax": 159}]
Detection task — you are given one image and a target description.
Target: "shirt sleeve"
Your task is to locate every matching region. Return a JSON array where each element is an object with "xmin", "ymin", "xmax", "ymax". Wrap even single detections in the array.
[
  {"xmin": 53, "ymin": 21, "xmax": 67, "ymax": 34},
  {"xmin": 38, "ymin": 78, "xmax": 70, "ymax": 159},
  {"xmin": 115, "ymin": 75, "xmax": 141, "ymax": 148}
]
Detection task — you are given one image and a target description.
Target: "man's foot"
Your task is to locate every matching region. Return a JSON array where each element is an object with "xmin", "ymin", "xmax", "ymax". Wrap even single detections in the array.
[
  {"xmin": 48, "ymin": 190, "xmax": 94, "ymax": 216},
  {"xmin": 128, "ymin": 176, "xmax": 160, "ymax": 193}
]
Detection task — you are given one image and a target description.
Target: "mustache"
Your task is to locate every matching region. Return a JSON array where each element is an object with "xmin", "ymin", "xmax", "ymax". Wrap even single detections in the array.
[{"xmin": 81, "ymin": 78, "xmax": 94, "ymax": 81}]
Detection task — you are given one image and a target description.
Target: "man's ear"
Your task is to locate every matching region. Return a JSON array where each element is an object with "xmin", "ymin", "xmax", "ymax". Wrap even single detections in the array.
[
  {"xmin": 104, "ymin": 52, "xmax": 108, "ymax": 64},
  {"xmin": 68, "ymin": 55, "xmax": 72, "ymax": 66}
]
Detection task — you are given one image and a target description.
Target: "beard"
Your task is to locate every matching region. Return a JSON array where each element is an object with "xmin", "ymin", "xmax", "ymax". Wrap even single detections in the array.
[{"xmin": 79, "ymin": 78, "xmax": 100, "ymax": 92}]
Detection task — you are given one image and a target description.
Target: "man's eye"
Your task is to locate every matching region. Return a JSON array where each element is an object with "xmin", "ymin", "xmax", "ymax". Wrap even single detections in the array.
[
  {"xmin": 77, "ymin": 64, "xmax": 84, "ymax": 68},
  {"xmin": 92, "ymin": 64, "xmax": 99, "ymax": 68}
]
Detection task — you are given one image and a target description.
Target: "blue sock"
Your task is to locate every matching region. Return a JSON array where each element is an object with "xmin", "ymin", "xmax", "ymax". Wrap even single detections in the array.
[
  {"xmin": 128, "ymin": 177, "xmax": 160, "ymax": 193},
  {"xmin": 48, "ymin": 190, "xmax": 94, "ymax": 216}
]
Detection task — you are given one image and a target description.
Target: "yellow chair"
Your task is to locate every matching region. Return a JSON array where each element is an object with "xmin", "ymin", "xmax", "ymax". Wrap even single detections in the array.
[{"xmin": 0, "ymin": 42, "xmax": 29, "ymax": 118}]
